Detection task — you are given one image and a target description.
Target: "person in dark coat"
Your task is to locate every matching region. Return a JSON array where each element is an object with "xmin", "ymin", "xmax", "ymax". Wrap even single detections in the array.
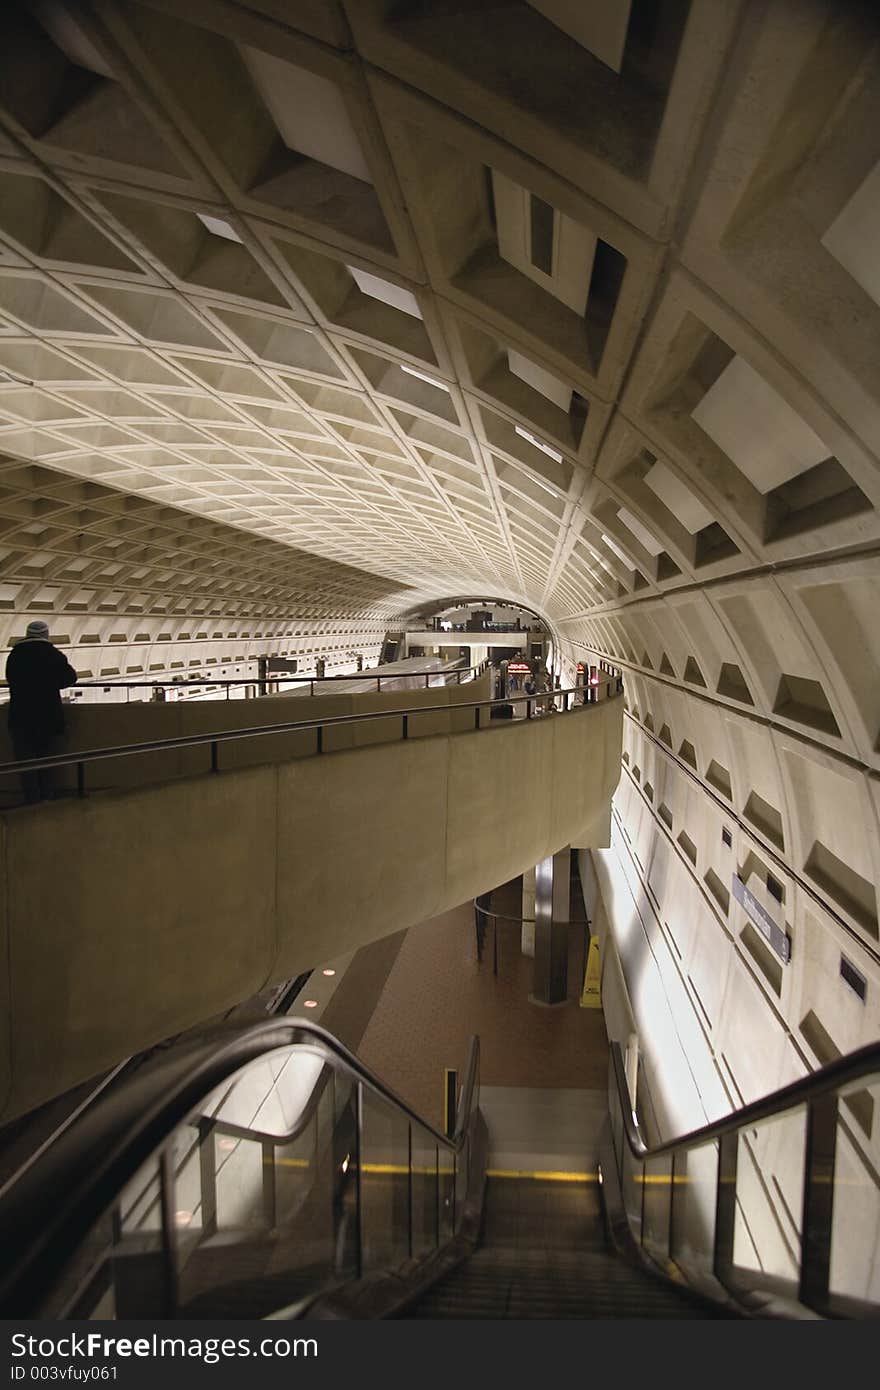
[{"xmin": 5, "ymin": 620, "xmax": 78, "ymax": 802}]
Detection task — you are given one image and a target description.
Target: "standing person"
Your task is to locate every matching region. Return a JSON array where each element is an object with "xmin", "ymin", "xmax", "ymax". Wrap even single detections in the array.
[{"xmin": 5, "ymin": 620, "xmax": 78, "ymax": 803}]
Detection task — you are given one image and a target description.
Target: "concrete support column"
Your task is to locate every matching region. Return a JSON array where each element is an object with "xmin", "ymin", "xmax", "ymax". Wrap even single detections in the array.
[
  {"xmin": 532, "ymin": 847, "xmax": 571, "ymax": 1006},
  {"xmin": 521, "ymin": 866, "xmax": 536, "ymax": 957}
]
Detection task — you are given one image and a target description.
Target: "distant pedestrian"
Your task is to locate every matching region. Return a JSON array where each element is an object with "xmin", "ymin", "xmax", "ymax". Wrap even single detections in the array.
[{"xmin": 5, "ymin": 621, "xmax": 78, "ymax": 802}]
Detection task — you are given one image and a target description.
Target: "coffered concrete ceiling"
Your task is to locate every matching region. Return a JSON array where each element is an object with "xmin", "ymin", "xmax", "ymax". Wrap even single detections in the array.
[{"xmin": 0, "ymin": 0, "xmax": 878, "ymax": 764}]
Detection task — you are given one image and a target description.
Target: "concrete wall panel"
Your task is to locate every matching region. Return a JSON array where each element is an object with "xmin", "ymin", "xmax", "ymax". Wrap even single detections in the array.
[{"xmin": 0, "ymin": 695, "xmax": 622, "ymax": 1119}]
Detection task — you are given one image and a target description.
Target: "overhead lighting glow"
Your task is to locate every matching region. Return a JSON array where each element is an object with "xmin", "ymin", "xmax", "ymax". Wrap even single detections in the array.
[
  {"xmin": 197, "ymin": 213, "xmax": 243, "ymax": 243},
  {"xmin": 400, "ymin": 364, "xmax": 450, "ymax": 392},
  {"xmin": 601, "ymin": 533, "xmax": 633, "ymax": 567},
  {"xmin": 523, "ymin": 472, "xmax": 559, "ymax": 497},
  {"xmin": 514, "ymin": 425, "xmax": 563, "ymax": 464}
]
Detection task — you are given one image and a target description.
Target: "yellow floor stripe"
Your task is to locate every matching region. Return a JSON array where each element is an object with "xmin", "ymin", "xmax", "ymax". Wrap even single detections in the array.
[
  {"xmin": 264, "ymin": 1158, "xmax": 597, "ymax": 1182},
  {"xmin": 486, "ymin": 1168, "xmax": 596, "ymax": 1183}
]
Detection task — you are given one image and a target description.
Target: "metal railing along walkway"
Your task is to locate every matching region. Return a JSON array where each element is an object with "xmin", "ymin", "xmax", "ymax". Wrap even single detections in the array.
[
  {"xmin": 0, "ymin": 675, "xmax": 623, "ymax": 799},
  {"xmin": 0, "ymin": 659, "xmax": 489, "ymax": 703}
]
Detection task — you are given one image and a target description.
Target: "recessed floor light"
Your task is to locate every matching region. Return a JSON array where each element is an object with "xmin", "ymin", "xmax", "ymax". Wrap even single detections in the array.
[
  {"xmin": 322, "ymin": 968, "xmax": 336, "ymax": 976},
  {"xmin": 303, "ymin": 999, "xmax": 318, "ymax": 1008}
]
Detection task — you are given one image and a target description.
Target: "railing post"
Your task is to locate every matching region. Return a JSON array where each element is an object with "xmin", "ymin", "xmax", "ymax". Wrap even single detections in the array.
[
  {"xmin": 407, "ymin": 1124, "xmax": 413, "ymax": 1259},
  {"xmin": 77, "ymin": 761, "xmax": 86, "ymax": 798},
  {"xmin": 355, "ymin": 1082, "xmax": 364, "ymax": 1280},
  {"xmin": 474, "ymin": 706, "xmax": 480, "ymax": 730},
  {"xmin": 714, "ymin": 1131, "xmax": 739, "ymax": 1287},
  {"xmin": 159, "ymin": 1147, "xmax": 180, "ymax": 1319},
  {"xmin": 799, "ymin": 1093, "xmax": 838, "ymax": 1311},
  {"xmin": 262, "ymin": 1139, "xmax": 277, "ymax": 1230},
  {"xmin": 668, "ymin": 1152, "xmax": 676, "ymax": 1256},
  {"xmin": 198, "ymin": 1121, "xmax": 218, "ymax": 1240},
  {"xmin": 316, "ymin": 725, "xmax": 323, "ymax": 755},
  {"xmin": 210, "ymin": 741, "xmax": 218, "ymax": 774},
  {"xmin": 527, "ymin": 698, "xmax": 533, "ymax": 720},
  {"xmin": 443, "ymin": 1069, "xmax": 457, "ymax": 1140},
  {"xmin": 402, "ymin": 714, "xmax": 408, "ymax": 741},
  {"xmin": 435, "ymin": 1146, "xmax": 441, "ymax": 1250}
]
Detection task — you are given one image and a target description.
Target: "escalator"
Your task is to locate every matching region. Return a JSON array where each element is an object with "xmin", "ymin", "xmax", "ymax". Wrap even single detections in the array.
[
  {"xmin": 0, "ymin": 1018, "xmax": 877, "ymax": 1320},
  {"xmin": 403, "ymin": 1175, "xmax": 720, "ymax": 1318}
]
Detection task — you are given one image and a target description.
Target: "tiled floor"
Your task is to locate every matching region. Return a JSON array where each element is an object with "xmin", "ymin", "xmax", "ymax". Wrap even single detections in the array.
[{"xmin": 356, "ymin": 875, "xmax": 609, "ymax": 1132}]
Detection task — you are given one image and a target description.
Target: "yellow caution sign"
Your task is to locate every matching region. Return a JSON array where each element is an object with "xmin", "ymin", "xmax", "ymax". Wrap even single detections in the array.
[{"xmin": 580, "ymin": 936, "xmax": 601, "ymax": 1009}]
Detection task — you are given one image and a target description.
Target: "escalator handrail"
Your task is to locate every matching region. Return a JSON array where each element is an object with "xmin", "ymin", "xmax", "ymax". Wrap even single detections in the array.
[
  {"xmin": 196, "ymin": 1021, "xmax": 478, "ymax": 1152},
  {"xmin": 609, "ymin": 1035, "xmax": 880, "ymax": 1162},
  {"xmin": 0, "ymin": 1018, "xmax": 480, "ymax": 1314}
]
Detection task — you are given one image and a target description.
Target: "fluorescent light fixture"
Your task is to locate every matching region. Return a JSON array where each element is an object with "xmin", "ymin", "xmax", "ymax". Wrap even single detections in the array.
[
  {"xmin": 400, "ymin": 364, "xmax": 450, "ymax": 392},
  {"xmin": 241, "ymin": 49, "xmax": 372, "ymax": 183},
  {"xmin": 643, "ymin": 460, "xmax": 713, "ymax": 533},
  {"xmin": 514, "ymin": 425, "xmax": 563, "ymax": 464},
  {"xmin": 691, "ymin": 355, "xmax": 828, "ymax": 494},
  {"xmin": 507, "ymin": 349, "xmax": 572, "ymax": 411},
  {"xmin": 197, "ymin": 214, "xmax": 243, "ymax": 243},
  {"xmin": 347, "ymin": 266, "xmax": 423, "ymax": 319},
  {"xmin": 616, "ymin": 507, "xmax": 664, "ymax": 557},
  {"xmin": 600, "ymin": 532, "xmax": 633, "ymax": 567}
]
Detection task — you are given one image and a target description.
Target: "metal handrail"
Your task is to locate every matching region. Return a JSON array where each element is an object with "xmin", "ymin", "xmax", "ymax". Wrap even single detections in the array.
[
  {"xmin": 473, "ymin": 896, "xmax": 590, "ymax": 979},
  {"xmin": 473, "ymin": 901, "xmax": 588, "ymax": 928},
  {"xmin": 0, "ymin": 1018, "xmax": 482, "ymax": 1317},
  {"xmin": 0, "ymin": 680, "xmax": 620, "ymax": 782},
  {"xmin": 606, "ymin": 1035, "xmax": 880, "ymax": 1315},
  {"xmin": 0, "ymin": 659, "xmax": 488, "ymax": 696},
  {"xmin": 609, "ymin": 1036, "xmax": 880, "ymax": 1163},
  {"xmin": 201, "ymin": 1022, "xmax": 479, "ymax": 1155}
]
